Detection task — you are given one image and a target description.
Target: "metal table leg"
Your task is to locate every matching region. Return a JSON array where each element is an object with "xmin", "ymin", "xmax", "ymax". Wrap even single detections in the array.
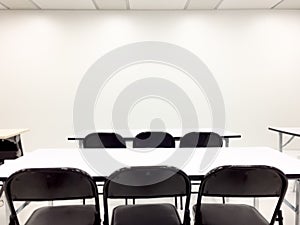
[
  {"xmin": 254, "ymin": 198, "xmax": 259, "ymax": 209},
  {"xmin": 0, "ymin": 184, "xmax": 9, "ymax": 225},
  {"xmin": 296, "ymin": 179, "xmax": 300, "ymax": 225},
  {"xmin": 224, "ymin": 138, "xmax": 229, "ymax": 147},
  {"xmin": 279, "ymin": 133, "xmax": 283, "ymax": 152},
  {"xmin": 79, "ymin": 140, "xmax": 84, "ymax": 148}
]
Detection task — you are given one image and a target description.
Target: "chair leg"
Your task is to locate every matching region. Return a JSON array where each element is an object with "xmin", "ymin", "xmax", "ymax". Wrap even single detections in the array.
[
  {"xmin": 276, "ymin": 210, "xmax": 283, "ymax": 225},
  {"xmin": 132, "ymin": 198, "xmax": 135, "ymax": 204},
  {"xmin": 125, "ymin": 198, "xmax": 128, "ymax": 205},
  {"xmin": 180, "ymin": 196, "xmax": 183, "ymax": 210},
  {"xmin": 222, "ymin": 197, "xmax": 226, "ymax": 204},
  {"xmin": 175, "ymin": 197, "xmax": 178, "ymax": 208}
]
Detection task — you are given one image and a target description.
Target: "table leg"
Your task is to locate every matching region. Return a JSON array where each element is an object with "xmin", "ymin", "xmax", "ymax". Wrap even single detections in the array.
[
  {"xmin": 0, "ymin": 185, "xmax": 4, "ymax": 208},
  {"xmin": 279, "ymin": 133, "xmax": 283, "ymax": 152},
  {"xmin": 15, "ymin": 134, "xmax": 23, "ymax": 156},
  {"xmin": 296, "ymin": 179, "xmax": 300, "ymax": 225},
  {"xmin": 79, "ymin": 140, "xmax": 84, "ymax": 148},
  {"xmin": 254, "ymin": 198, "xmax": 259, "ymax": 209},
  {"xmin": 224, "ymin": 138, "xmax": 229, "ymax": 147}
]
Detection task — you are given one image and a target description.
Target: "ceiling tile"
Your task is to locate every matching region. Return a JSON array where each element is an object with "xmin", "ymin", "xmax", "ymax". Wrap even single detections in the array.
[
  {"xmin": 94, "ymin": 0, "xmax": 127, "ymax": 9},
  {"xmin": 0, "ymin": 2, "xmax": 7, "ymax": 9},
  {"xmin": 33, "ymin": 0, "xmax": 96, "ymax": 9},
  {"xmin": 219, "ymin": 0, "xmax": 282, "ymax": 9},
  {"xmin": 129, "ymin": 0, "xmax": 187, "ymax": 9},
  {"xmin": 187, "ymin": 0, "xmax": 220, "ymax": 9},
  {"xmin": 275, "ymin": 0, "xmax": 300, "ymax": 9},
  {"xmin": 0, "ymin": 0, "xmax": 37, "ymax": 9}
]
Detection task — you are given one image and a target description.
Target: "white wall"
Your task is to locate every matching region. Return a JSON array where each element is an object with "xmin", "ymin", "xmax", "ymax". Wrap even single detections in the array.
[{"xmin": 0, "ymin": 10, "xmax": 300, "ymax": 151}]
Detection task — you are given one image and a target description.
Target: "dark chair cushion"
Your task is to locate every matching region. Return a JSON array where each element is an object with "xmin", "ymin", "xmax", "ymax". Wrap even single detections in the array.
[
  {"xmin": 112, "ymin": 204, "xmax": 181, "ymax": 225},
  {"xmin": 193, "ymin": 203, "xmax": 269, "ymax": 225},
  {"xmin": 25, "ymin": 205, "xmax": 98, "ymax": 225}
]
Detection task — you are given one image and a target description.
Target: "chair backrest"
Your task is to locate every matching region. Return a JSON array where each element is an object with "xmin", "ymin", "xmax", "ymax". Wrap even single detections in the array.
[
  {"xmin": 5, "ymin": 168, "xmax": 100, "ymax": 201},
  {"xmin": 133, "ymin": 132, "xmax": 175, "ymax": 148},
  {"xmin": 180, "ymin": 132, "xmax": 223, "ymax": 148},
  {"xmin": 194, "ymin": 166, "xmax": 288, "ymax": 225},
  {"xmin": 103, "ymin": 166, "xmax": 191, "ymax": 225},
  {"xmin": 0, "ymin": 139, "xmax": 22, "ymax": 161},
  {"xmin": 5, "ymin": 168, "xmax": 101, "ymax": 225},
  {"xmin": 83, "ymin": 132, "xmax": 126, "ymax": 148}
]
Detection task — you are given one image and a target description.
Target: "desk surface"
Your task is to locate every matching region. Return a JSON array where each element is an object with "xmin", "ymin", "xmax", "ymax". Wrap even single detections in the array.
[
  {"xmin": 269, "ymin": 127, "xmax": 300, "ymax": 137},
  {"xmin": 0, "ymin": 129, "xmax": 29, "ymax": 139},
  {"xmin": 0, "ymin": 147, "xmax": 299, "ymax": 181},
  {"xmin": 68, "ymin": 128, "xmax": 241, "ymax": 140}
]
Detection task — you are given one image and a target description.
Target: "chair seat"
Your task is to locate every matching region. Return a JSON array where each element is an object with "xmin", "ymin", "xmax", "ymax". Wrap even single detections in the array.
[
  {"xmin": 193, "ymin": 203, "xmax": 269, "ymax": 225},
  {"xmin": 112, "ymin": 203, "xmax": 182, "ymax": 225},
  {"xmin": 25, "ymin": 205, "xmax": 98, "ymax": 225}
]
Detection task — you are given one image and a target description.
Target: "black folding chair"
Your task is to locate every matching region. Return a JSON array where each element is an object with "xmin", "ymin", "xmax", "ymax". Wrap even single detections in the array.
[
  {"xmin": 5, "ymin": 168, "xmax": 101, "ymax": 225},
  {"xmin": 180, "ymin": 132, "xmax": 223, "ymax": 148},
  {"xmin": 133, "ymin": 131, "xmax": 175, "ymax": 148},
  {"xmin": 194, "ymin": 165, "xmax": 288, "ymax": 225},
  {"xmin": 180, "ymin": 132, "xmax": 223, "ymax": 204},
  {"xmin": 103, "ymin": 166, "xmax": 191, "ymax": 225},
  {"xmin": 0, "ymin": 139, "xmax": 24, "ymax": 165},
  {"xmin": 83, "ymin": 132, "xmax": 126, "ymax": 202},
  {"xmin": 83, "ymin": 132, "xmax": 126, "ymax": 148},
  {"xmin": 132, "ymin": 132, "xmax": 177, "ymax": 205}
]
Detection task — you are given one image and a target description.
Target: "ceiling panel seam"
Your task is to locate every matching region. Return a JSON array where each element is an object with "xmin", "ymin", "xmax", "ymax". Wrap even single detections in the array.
[
  {"xmin": 214, "ymin": 0, "xmax": 224, "ymax": 9},
  {"xmin": 0, "ymin": 1, "xmax": 9, "ymax": 9},
  {"xmin": 271, "ymin": 0, "xmax": 285, "ymax": 9},
  {"xmin": 28, "ymin": 0, "xmax": 41, "ymax": 9},
  {"xmin": 91, "ymin": 0, "xmax": 100, "ymax": 9},
  {"xmin": 184, "ymin": 0, "xmax": 191, "ymax": 10}
]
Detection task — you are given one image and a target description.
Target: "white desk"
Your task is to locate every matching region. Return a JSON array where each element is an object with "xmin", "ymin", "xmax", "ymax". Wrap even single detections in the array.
[
  {"xmin": 269, "ymin": 127, "xmax": 300, "ymax": 152},
  {"xmin": 0, "ymin": 147, "xmax": 299, "ymax": 179},
  {"xmin": 1, "ymin": 147, "xmax": 300, "ymax": 224},
  {"xmin": 68, "ymin": 128, "xmax": 241, "ymax": 147},
  {"xmin": 0, "ymin": 129, "xmax": 29, "ymax": 163},
  {"xmin": 0, "ymin": 129, "xmax": 29, "ymax": 140}
]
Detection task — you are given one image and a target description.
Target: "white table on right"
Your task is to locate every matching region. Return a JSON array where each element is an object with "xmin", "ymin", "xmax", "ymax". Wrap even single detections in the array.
[{"xmin": 269, "ymin": 127, "xmax": 300, "ymax": 152}]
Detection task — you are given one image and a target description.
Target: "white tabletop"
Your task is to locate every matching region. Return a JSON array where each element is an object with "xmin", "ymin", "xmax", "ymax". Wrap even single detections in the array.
[
  {"xmin": 0, "ymin": 129, "xmax": 29, "ymax": 139},
  {"xmin": 0, "ymin": 147, "xmax": 299, "ymax": 180},
  {"xmin": 269, "ymin": 127, "xmax": 300, "ymax": 137},
  {"xmin": 69, "ymin": 128, "xmax": 241, "ymax": 139}
]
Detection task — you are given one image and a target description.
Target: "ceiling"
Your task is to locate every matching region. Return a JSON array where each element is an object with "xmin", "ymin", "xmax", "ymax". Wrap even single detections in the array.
[{"xmin": 0, "ymin": 0, "xmax": 299, "ymax": 10}]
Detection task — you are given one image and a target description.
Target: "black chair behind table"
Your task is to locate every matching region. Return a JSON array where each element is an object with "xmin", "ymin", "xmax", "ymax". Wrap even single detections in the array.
[
  {"xmin": 5, "ymin": 168, "xmax": 101, "ymax": 225},
  {"xmin": 179, "ymin": 132, "xmax": 223, "ymax": 204},
  {"xmin": 194, "ymin": 165, "xmax": 288, "ymax": 225},
  {"xmin": 133, "ymin": 131, "xmax": 175, "ymax": 148},
  {"xmin": 0, "ymin": 139, "xmax": 23, "ymax": 165},
  {"xmin": 103, "ymin": 166, "xmax": 191, "ymax": 225},
  {"xmin": 83, "ymin": 132, "xmax": 126, "ymax": 203},
  {"xmin": 179, "ymin": 132, "xmax": 223, "ymax": 148},
  {"xmin": 83, "ymin": 132, "xmax": 126, "ymax": 148},
  {"xmin": 132, "ymin": 131, "xmax": 177, "ymax": 206}
]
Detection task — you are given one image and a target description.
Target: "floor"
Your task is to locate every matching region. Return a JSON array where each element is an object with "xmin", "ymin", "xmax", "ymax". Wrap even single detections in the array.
[{"xmin": 0, "ymin": 150, "xmax": 299, "ymax": 225}]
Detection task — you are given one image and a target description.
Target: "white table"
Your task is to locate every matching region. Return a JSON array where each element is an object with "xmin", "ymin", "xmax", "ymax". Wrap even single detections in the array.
[
  {"xmin": 1, "ymin": 147, "xmax": 300, "ymax": 224},
  {"xmin": 269, "ymin": 127, "xmax": 300, "ymax": 152},
  {"xmin": 68, "ymin": 128, "xmax": 241, "ymax": 147},
  {"xmin": 0, "ymin": 129, "xmax": 29, "ymax": 164}
]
